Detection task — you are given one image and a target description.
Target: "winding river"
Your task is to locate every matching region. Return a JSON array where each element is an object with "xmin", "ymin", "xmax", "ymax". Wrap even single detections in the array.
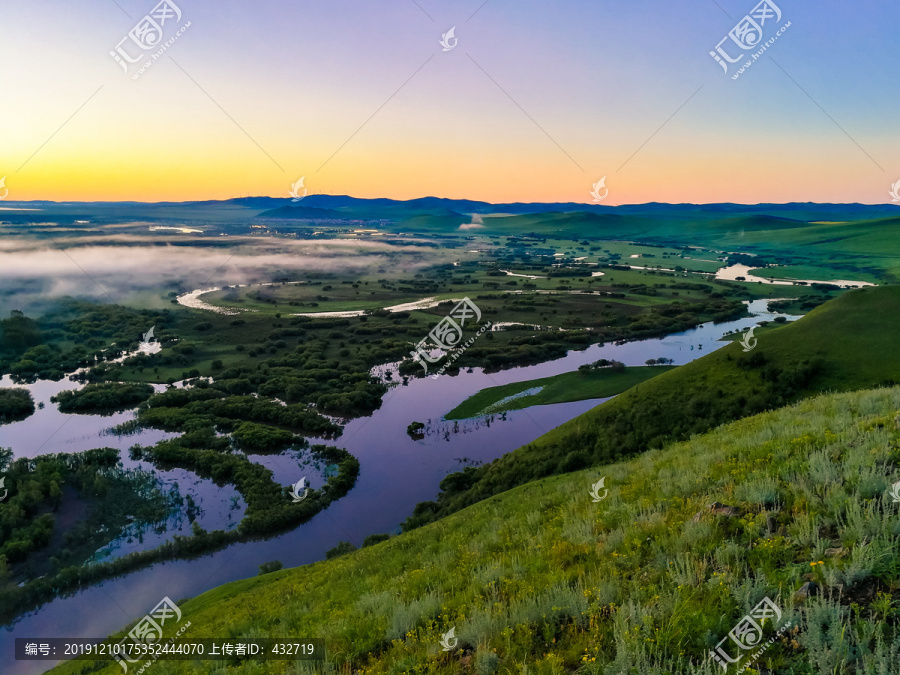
[{"xmin": 0, "ymin": 300, "xmax": 797, "ymax": 674}]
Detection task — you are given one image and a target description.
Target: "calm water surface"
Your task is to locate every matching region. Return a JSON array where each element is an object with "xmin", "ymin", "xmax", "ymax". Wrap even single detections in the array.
[{"xmin": 0, "ymin": 299, "xmax": 794, "ymax": 674}]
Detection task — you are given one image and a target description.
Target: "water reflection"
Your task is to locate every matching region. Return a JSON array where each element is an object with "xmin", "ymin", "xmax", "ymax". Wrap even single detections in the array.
[{"xmin": 0, "ymin": 299, "xmax": 799, "ymax": 674}]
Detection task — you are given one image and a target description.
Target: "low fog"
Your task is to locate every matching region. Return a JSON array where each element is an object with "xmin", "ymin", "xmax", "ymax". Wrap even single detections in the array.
[{"xmin": 0, "ymin": 237, "xmax": 438, "ymax": 313}]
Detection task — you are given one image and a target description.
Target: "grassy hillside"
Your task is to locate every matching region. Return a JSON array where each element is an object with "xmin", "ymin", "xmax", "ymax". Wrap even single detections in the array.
[
  {"xmin": 410, "ymin": 286, "xmax": 900, "ymax": 527},
  {"xmin": 445, "ymin": 366, "xmax": 675, "ymax": 419},
  {"xmin": 51, "ymin": 386, "xmax": 900, "ymax": 674}
]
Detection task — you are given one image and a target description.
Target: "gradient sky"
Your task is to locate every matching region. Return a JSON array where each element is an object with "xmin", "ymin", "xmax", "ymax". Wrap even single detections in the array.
[{"xmin": 1, "ymin": 0, "xmax": 898, "ymax": 204}]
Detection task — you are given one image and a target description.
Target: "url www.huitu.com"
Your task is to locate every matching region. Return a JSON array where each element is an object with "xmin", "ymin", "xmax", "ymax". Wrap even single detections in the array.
[
  {"xmin": 131, "ymin": 22, "xmax": 192, "ymax": 80},
  {"xmin": 732, "ymin": 21, "xmax": 792, "ymax": 80}
]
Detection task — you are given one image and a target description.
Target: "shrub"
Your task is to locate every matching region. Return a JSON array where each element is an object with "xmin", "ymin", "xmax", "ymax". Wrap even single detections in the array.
[
  {"xmin": 326, "ymin": 541, "xmax": 357, "ymax": 560},
  {"xmin": 362, "ymin": 533, "xmax": 390, "ymax": 548},
  {"xmin": 258, "ymin": 561, "xmax": 283, "ymax": 575},
  {"xmin": 475, "ymin": 650, "xmax": 500, "ymax": 675}
]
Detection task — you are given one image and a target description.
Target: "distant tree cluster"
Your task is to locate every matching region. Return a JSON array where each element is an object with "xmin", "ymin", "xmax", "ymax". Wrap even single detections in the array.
[{"xmin": 578, "ymin": 359, "xmax": 626, "ymax": 373}]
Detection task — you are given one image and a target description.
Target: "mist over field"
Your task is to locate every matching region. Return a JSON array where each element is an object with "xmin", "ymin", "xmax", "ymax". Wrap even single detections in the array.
[{"xmin": 0, "ymin": 238, "xmax": 435, "ymax": 311}]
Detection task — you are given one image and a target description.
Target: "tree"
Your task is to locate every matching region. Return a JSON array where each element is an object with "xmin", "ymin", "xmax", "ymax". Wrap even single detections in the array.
[
  {"xmin": 0, "ymin": 388, "xmax": 35, "ymax": 422},
  {"xmin": 325, "ymin": 541, "xmax": 357, "ymax": 559},
  {"xmin": 258, "ymin": 560, "xmax": 283, "ymax": 575}
]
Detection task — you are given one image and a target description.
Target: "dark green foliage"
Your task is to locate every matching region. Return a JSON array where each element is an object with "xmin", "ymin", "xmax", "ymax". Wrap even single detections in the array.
[
  {"xmin": 258, "ymin": 560, "xmax": 283, "ymax": 575},
  {"xmin": 0, "ymin": 302, "xmax": 172, "ymax": 382},
  {"xmin": 230, "ymin": 422, "xmax": 297, "ymax": 453},
  {"xmin": 325, "ymin": 541, "xmax": 357, "ymax": 559},
  {"xmin": 51, "ymin": 382, "xmax": 154, "ymax": 413},
  {"xmin": 138, "ymin": 389, "xmax": 340, "ymax": 437},
  {"xmin": 0, "ymin": 310, "xmax": 42, "ymax": 351},
  {"xmin": 399, "ymin": 298, "xmax": 745, "ymax": 376},
  {"xmin": 362, "ymin": 533, "xmax": 391, "ymax": 548},
  {"xmin": 0, "ymin": 387, "xmax": 35, "ymax": 423},
  {"xmin": 438, "ymin": 466, "xmax": 480, "ymax": 493},
  {"xmin": 0, "ymin": 446, "xmax": 171, "ymax": 584}
]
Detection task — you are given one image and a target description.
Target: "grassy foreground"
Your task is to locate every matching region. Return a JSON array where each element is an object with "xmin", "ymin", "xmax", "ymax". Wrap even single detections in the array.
[
  {"xmin": 445, "ymin": 366, "xmax": 675, "ymax": 419},
  {"xmin": 52, "ymin": 386, "xmax": 900, "ymax": 674}
]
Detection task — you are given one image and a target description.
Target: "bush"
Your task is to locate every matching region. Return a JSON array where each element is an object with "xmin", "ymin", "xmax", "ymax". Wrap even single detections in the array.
[
  {"xmin": 258, "ymin": 560, "xmax": 283, "ymax": 575},
  {"xmin": 0, "ymin": 388, "xmax": 35, "ymax": 423},
  {"xmin": 51, "ymin": 383, "xmax": 154, "ymax": 413},
  {"xmin": 326, "ymin": 541, "xmax": 357, "ymax": 559},
  {"xmin": 475, "ymin": 650, "xmax": 500, "ymax": 675},
  {"xmin": 362, "ymin": 533, "xmax": 391, "ymax": 548}
]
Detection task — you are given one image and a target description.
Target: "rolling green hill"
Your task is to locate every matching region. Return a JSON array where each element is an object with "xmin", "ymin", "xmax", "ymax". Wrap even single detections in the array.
[
  {"xmin": 49, "ymin": 386, "xmax": 900, "ymax": 674},
  {"xmin": 409, "ymin": 286, "xmax": 900, "ymax": 529}
]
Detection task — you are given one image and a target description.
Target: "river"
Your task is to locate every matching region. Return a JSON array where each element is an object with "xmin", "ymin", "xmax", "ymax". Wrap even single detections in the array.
[{"xmin": 0, "ymin": 299, "xmax": 796, "ymax": 674}]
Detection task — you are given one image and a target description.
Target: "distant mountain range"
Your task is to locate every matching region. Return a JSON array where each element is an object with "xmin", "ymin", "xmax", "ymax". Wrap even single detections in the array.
[
  {"xmin": 5, "ymin": 195, "xmax": 900, "ymax": 219},
  {"xmin": 3, "ymin": 197, "xmax": 899, "ymax": 236},
  {"xmin": 254, "ymin": 196, "xmax": 900, "ymax": 221}
]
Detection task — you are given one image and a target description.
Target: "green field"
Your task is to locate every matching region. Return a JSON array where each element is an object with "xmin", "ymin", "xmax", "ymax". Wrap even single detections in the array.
[
  {"xmin": 748, "ymin": 264, "xmax": 882, "ymax": 284},
  {"xmin": 49, "ymin": 386, "xmax": 900, "ymax": 674},
  {"xmin": 445, "ymin": 366, "xmax": 675, "ymax": 419}
]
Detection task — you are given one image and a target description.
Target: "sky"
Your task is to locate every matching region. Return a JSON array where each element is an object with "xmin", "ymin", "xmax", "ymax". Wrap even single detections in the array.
[{"xmin": 1, "ymin": 0, "xmax": 897, "ymax": 205}]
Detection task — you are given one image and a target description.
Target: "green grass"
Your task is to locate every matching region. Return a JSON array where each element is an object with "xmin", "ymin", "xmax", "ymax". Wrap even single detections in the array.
[
  {"xmin": 49, "ymin": 386, "xmax": 900, "ymax": 674},
  {"xmin": 445, "ymin": 366, "xmax": 675, "ymax": 419},
  {"xmin": 747, "ymin": 265, "xmax": 882, "ymax": 284},
  {"xmin": 198, "ymin": 267, "xmax": 740, "ymax": 318}
]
